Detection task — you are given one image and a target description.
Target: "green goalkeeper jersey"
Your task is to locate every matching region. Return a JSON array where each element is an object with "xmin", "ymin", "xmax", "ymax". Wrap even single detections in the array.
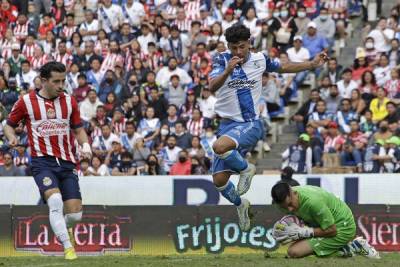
[{"xmin": 292, "ymin": 185, "xmax": 354, "ymax": 230}]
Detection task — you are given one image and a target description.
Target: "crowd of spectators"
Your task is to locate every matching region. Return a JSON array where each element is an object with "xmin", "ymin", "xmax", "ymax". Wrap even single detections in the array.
[{"xmin": 0, "ymin": 0, "xmax": 393, "ymax": 176}]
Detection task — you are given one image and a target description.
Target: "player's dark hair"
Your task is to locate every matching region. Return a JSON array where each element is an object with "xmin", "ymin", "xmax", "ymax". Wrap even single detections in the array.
[
  {"xmin": 39, "ymin": 62, "xmax": 66, "ymax": 79},
  {"xmin": 225, "ymin": 24, "xmax": 251, "ymax": 44},
  {"xmin": 271, "ymin": 182, "xmax": 291, "ymax": 204}
]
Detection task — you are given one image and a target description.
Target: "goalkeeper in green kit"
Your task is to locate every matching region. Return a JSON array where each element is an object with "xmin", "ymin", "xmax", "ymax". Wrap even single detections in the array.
[{"xmin": 271, "ymin": 183, "xmax": 380, "ymax": 259}]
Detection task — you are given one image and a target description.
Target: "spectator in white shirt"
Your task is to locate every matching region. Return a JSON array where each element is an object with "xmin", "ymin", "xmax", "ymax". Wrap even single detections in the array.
[
  {"xmin": 122, "ymin": 0, "xmax": 145, "ymax": 27},
  {"xmin": 79, "ymin": 9, "xmax": 99, "ymax": 42},
  {"xmin": 79, "ymin": 89, "xmax": 104, "ymax": 122},
  {"xmin": 198, "ymin": 87, "xmax": 217, "ymax": 127},
  {"xmin": 287, "ymin": 35, "xmax": 310, "ymax": 86},
  {"xmin": 92, "ymin": 123, "xmax": 120, "ymax": 158},
  {"xmin": 156, "ymin": 57, "xmax": 193, "ymax": 89},
  {"xmin": 337, "ymin": 68, "xmax": 359, "ymax": 99},
  {"xmin": 367, "ymin": 17, "xmax": 395, "ymax": 53},
  {"xmin": 373, "ymin": 54, "xmax": 392, "ymax": 87},
  {"xmin": 97, "ymin": 0, "xmax": 123, "ymax": 40},
  {"xmin": 16, "ymin": 60, "xmax": 37, "ymax": 90},
  {"xmin": 137, "ymin": 23, "xmax": 156, "ymax": 55}
]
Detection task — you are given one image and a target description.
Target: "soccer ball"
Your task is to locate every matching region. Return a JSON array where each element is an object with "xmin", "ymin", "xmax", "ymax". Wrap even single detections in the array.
[
  {"xmin": 273, "ymin": 215, "xmax": 304, "ymax": 244},
  {"xmin": 278, "ymin": 215, "xmax": 304, "ymax": 227}
]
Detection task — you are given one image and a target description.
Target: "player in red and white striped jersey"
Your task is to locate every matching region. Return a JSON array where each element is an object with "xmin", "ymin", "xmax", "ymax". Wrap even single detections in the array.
[{"xmin": 4, "ymin": 62, "xmax": 92, "ymax": 261}]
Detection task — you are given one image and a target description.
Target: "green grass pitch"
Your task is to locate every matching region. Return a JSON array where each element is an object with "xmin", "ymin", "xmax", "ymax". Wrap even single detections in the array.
[{"xmin": 1, "ymin": 253, "xmax": 399, "ymax": 267}]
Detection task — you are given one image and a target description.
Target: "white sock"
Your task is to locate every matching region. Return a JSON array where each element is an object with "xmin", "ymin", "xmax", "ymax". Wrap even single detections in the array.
[
  {"xmin": 47, "ymin": 193, "xmax": 72, "ymax": 249},
  {"xmin": 65, "ymin": 211, "xmax": 83, "ymax": 228}
]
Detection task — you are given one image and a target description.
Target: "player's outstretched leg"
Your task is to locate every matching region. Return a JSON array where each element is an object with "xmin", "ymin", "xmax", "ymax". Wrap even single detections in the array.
[
  {"xmin": 214, "ymin": 171, "xmax": 251, "ymax": 231},
  {"xmin": 47, "ymin": 192, "xmax": 77, "ymax": 260},
  {"xmin": 213, "ymin": 136, "xmax": 256, "ymax": 195},
  {"xmin": 344, "ymin": 237, "xmax": 380, "ymax": 259}
]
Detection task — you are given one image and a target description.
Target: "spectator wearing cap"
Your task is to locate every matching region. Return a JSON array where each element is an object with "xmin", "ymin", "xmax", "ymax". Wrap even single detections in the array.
[
  {"xmin": 15, "ymin": 60, "xmax": 37, "ymax": 91},
  {"xmin": 323, "ymin": 121, "xmax": 345, "ymax": 167},
  {"xmin": 221, "ymin": 8, "xmax": 238, "ymax": 31},
  {"xmin": 0, "ymin": 75, "xmax": 19, "ymax": 113},
  {"xmin": 97, "ymin": 0, "xmax": 123, "ymax": 41},
  {"xmin": 294, "ymin": 5, "xmax": 311, "ymax": 36},
  {"xmin": 385, "ymin": 136, "xmax": 400, "ymax": 172},
  {"xmin": 373, "ymin": 54, "xmax": 391, "ymax": 87},
  {"xmin": 351, "ymin": 48, "xmax": 373, "ymax": 83},
  {"xmin": 281, "ymin": 133, "xmax": 313, "ymax": 174},
  {"xmin": 167, "ymin": 74, "xmax": 186, "ymax": 108},
  {"xmin": 0, "ymin": 152, "xmax": 23, "ymax": 176},
  {"xmin": 302, "ymin": 21, "xmax": 329, "ymax": 60},
  {"xmin": 270, "ymin": 5, "xmax": 298, "ymax": 52},
  {"xmin": 7, "ymin": 43, "xmax": 25, "ymax": 76},
  {"xmin": 337, "ymin": 68, "xmax": 358, "ymax": 99},
  {"xmin": 156, "ymin": 57, "xmax": 193, "ymax": 89},
  {"xmin": 79, "ymin": 9, "xmax": 99, "ymax": 42},
  {"xmin": 370, "ymin": 87, "xmax": 390, "ymax": 123},
  {"xmin": 308, "ymin": 99, "xmax": 332, "ymax": 134},
  {"xmin": 80, "ymin": 89, "xmax": 104, "ymax": 124},
  {"xmin": 198, "ymin": 86, "xmax": 217, "ymax": 128},
  {"xmin": 287, "ymin": 35, "xmax": 311, "ymax": 86},
  {"xmin": 105, "ymin": 138, "xmax": 124, "ymax": 170}
]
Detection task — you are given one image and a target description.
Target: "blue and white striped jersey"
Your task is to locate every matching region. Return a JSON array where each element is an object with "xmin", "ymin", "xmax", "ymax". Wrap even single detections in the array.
[{"xmin": 209, "ymin": 51, "xmax": 281, "ymax": 122}]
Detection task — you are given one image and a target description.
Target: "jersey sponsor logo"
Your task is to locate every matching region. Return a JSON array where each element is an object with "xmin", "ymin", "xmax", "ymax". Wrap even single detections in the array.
[
  {"xmin": 227, "ymin": 79, "xmax": 257, "ymax": 90},
  {"xmin": 36, "ymin": 120, "xmax": 69, "ymax": 137},
  {"xmin": 42, "ymin": 177, "xmax": 52, "ymax": 186}
]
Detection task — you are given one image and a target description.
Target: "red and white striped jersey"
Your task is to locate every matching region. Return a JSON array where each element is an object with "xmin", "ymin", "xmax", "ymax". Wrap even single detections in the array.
[
  {"xmin": 186, "ymin": 118, "xmax": 204, "ymax": 137},
  {"xmin": 62, "ymin": 25, "xmax": 77, "ymax": 40},
  {"xmin": 112, "ymin": 117, "xmax": 126, "ymax": 136},
  {"xmin": 23, "ymin": 43, "xmax": 39, "ymax": 62},
  {"xmin": 184, "ymin": 0, "xmax": 201, "ymax": 21},
  {"xmin": 124, "ymin": 50, "xmax": 146, "ymax": 71},
  {"xmin": 7, "ymin": 90, "xmax": 82, "ymax": 163},
  {"xmin": 52, "ymin": 52, "xmax": 73, "ymax": 68},
  {"xmin": 100, "ymin": 52, "xmax": 124, "ymax": 73},
  {"xmin": 0, "ymin": 39, "xmax": 12, "ymax": 59},
  {"xmin": 13, "ymin": 22, "xmax": 29, "ymax": 41},
  {"xmin": 31, "ymin": 54, "xmax": 49, "ymax": 71},
  {"xmin": 172, "ymin": 19, "xmax": 192, "ymax": 32}
]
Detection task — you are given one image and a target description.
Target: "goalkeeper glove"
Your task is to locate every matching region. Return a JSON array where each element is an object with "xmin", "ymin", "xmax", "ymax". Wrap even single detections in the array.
[{"xmin": 286, "ymin": 223, "xmax": 314, "ymax": 240}]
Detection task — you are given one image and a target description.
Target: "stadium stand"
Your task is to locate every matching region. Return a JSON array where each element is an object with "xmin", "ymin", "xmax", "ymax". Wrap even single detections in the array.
[{"xmin": 0, "ymin": 0, "xmax": 399, "ymax": 177}]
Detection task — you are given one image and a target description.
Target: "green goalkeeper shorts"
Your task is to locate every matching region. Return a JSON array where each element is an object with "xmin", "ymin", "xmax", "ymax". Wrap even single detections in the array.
[{"xmin": 307, "ymin": 220, "xmax": 356, "ymax": 257}]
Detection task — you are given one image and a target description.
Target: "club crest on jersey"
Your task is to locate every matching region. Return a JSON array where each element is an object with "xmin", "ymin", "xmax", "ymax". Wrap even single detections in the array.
[
  {"xmin": 46, "ymin": 108, "xmax": 56, "ymax": 119},
  {"xmin": 42, "ymin": 177, "xmax": 52, "ymax": 186}
]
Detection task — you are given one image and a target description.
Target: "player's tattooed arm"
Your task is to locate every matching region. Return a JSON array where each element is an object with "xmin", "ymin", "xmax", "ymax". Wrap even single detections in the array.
[{"xmin": 278, "ymin": 52, "xmax": 329, "ymax": 73}]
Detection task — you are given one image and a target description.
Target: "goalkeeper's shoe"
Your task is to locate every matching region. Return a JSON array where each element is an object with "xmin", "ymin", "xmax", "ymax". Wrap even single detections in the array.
[
  {"xmin": 237, "ymin": 198, "xmax": 251, "ymax": 231},
  {"xmin": 64, "ymin": 247, "xmax": 77, "ymax": 260},
  {"xmin": 237, "ymin": 163, "xmax": 256, "ymax": 195},
  {"xmin": 68, "ymin": 227, "xmax": 75, "ymax": 247},
  {"xmin": 352, "ymin": 237, "xmax": 380, "ymax": 259}
]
